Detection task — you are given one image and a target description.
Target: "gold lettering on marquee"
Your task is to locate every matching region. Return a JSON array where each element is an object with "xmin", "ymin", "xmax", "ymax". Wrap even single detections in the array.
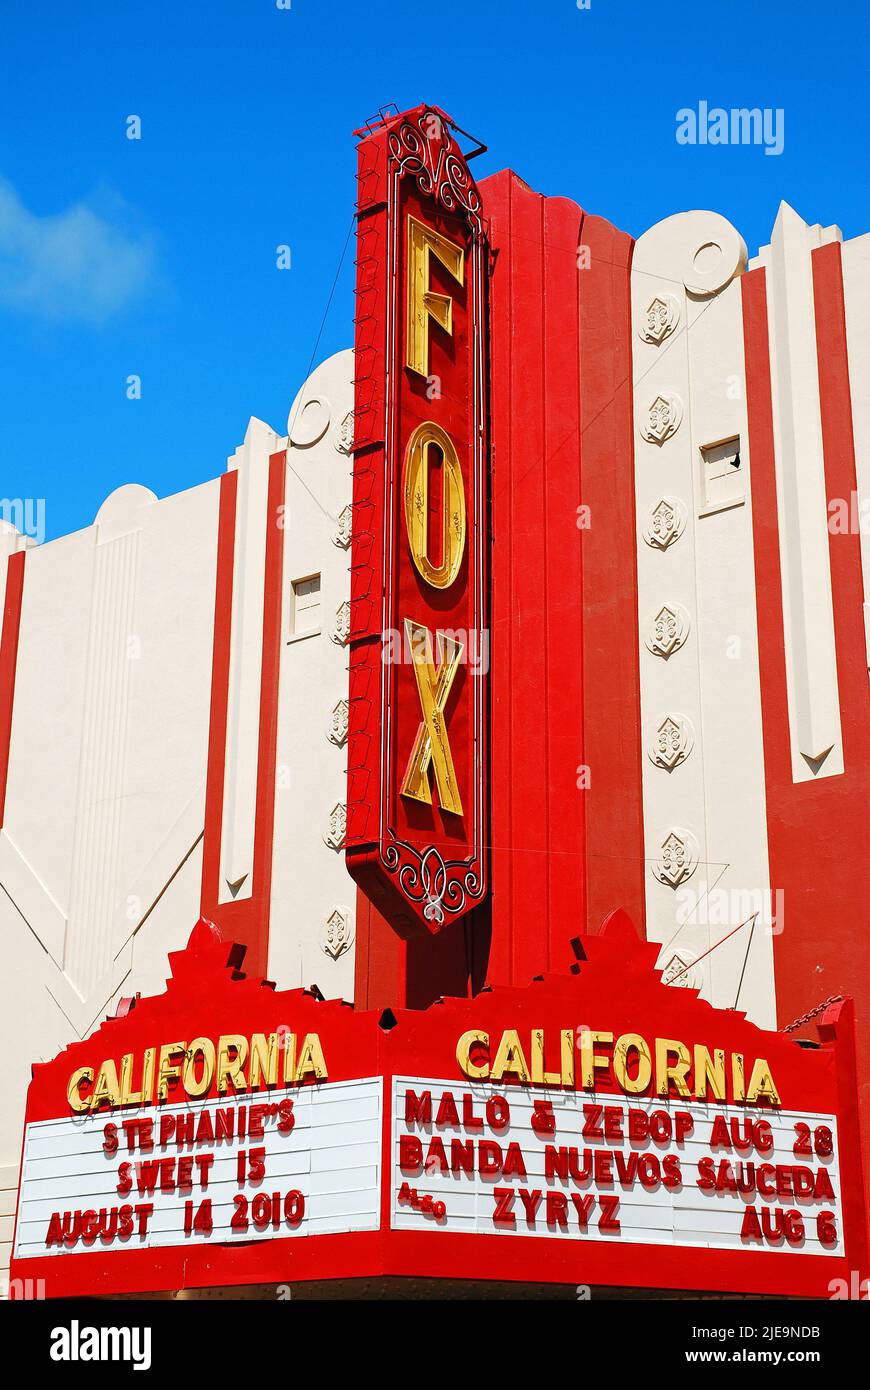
[
  {"xmin": 67, "ymin": 1066, "xmax": 93, "ymax": 1113},
  {"xmin": 455, "ymin": 1027, "xmax": 782, "ymax": 1106},
  {"xmin": 580, "ymin": 1030, "xmax": 614, "ymax": 1089},
  {"xmin": 141, "ymin": 1047, "xmax": 156, "ymax": 1105},
  {"xmin": 403, "ymin": 420, "xmax": 467, "ymax": 589},
  {"xmin": 119, "ymin": 1052, "xmax": 144, "ymax": 1107},
  {"xmin": 295, "ymin": 1034, "xmax": 328, "ymax": 1081},
  {"xmin": 490, "ymin": 1030, "xmax": 530, "ymax": 1083},
  {"xmin": 655, "ymin": 1038, "xmax": 693, "ymax": 1098},
  {"xmin": 694, "ymin": 1045, "xmax": 726, "ymax": 1101},
  {"xmin": 217, "ymin": 1035, "xmax": 249, "ymax": 1094},
  {"xmin": 405, "ymin": 215, "xmax": 464, "ymax": 378},
  {"xmin": 183, "ymin": 1037, "xmax": 216, "ymax": 1098},
  {"xmin": 560, "ymin": 1029, "xmax": 575, "ymax": 1087},
  {"xmin": 456, "ymin": 1029, "xmax": 489, "ymax": 1078},
  {"xmin": 90, "ymin": 1060, "xmax": 121, "ymax": 1110},
  {"xmin": 613, "ymin": 1033, "xmax": 653, "ymax": 1094},
  {"xmin": 401, "ymin": 619, "xmax": 464, "ymax": 815},
  {"xmin": 157, "ymin": 1042, "xmax": 186, "ymax": 1101},
  {"xmin": 531, "ymin": 1029, "xmax": 561, "ymax": 1086},
  {"xmin": 65, "ymin": 1033, "xmax": 329, "ymax": 1112},
  {"xmin": 746, "ymin": 1057, "xmax": 781, "ymax": 1106},
  {"xmin": 283, "ymin": 1034, "xmax": 297, "ymax": 1084},
  {"xmin": 249, "ymin": 1033, "xmax": 280, "ymax": 1089}
]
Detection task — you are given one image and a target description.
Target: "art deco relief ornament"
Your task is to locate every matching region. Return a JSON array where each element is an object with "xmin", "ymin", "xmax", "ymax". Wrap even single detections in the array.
[
  {"xmin": 321, "ymin": 907, "xmax": 354, "ymax": 960},
  {"xmin": 648, "ymin": 713, "xmax": 695, "ymax": 771},
  {"xmin": 289, "ymin": 396, "xmax": 331, "ymax": 448},
  {"xmin": 327, "ymin": 698, "xmax": 349, "ymax": 748},
  {"xmin": 660, "ymin": 948, "xmax": 703, "ymax": 990},
  {"xmin": 653, "ymin": 827, "xmax": 700, "ymax": 889},
  {"xmin": 645, "ymin": 602, "xmax": 691, "ymax": 659},
  {"xmin": 333, "ymin": 504, "xmax": 353, "ymax": 550},
  {"xmin": 638, "ymin": 293, "xmax": 680, "ymax": 345},
  {"xmin": 640, "ymin": 391, "xmax": 683, "ymax": 444},
  {"xmin": 643, "ymin": 496, "xmax": 687, "ymax": 550},
  {"xmin": 336, "ymin": 410, "xmax": 354, "ymax": 455},
  {"xmin": 324, "ymin": 803, "xmax": 347, "ymax": 851},
  {"xmin": 331, "ymin": 600, "xmax": 351, "ymax": 646}
]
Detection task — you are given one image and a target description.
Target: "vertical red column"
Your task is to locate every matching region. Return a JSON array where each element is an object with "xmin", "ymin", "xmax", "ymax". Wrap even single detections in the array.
[
  {"xmin": 483, "ymin": 170, "xmax": 643, "ymax": 988},
  {"xmin": 578, "ymin": 214, "xmax": 645, "ymax": 939},
  {"xmin": 200, "ymin": 455, "xmax": 286, "ymax": 978},
  {"xmin": 743, "ymin": 258, "xmax": 870, "ymax": 1232},
  {"xmin": 353, "ymin": 147, "xmax": 645, "ymax": 1006},
  {"xmin": 486, "ymin": 172, "xmax": 556, "ymax": 985},
  {"xmin": 201, "ymin": 469, "xmax": 238, "ymax": 930}
]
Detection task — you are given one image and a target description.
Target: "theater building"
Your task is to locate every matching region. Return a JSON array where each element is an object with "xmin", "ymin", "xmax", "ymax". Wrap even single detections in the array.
[{"xmin": 3, "ymin": 104, "xmax": 869, "ymax": 1299}]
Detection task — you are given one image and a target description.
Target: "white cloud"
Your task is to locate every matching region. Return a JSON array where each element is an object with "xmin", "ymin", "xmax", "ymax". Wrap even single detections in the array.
[{"xmin": 0, "ymin": 176, "xmax": 156, "ymax": 323}]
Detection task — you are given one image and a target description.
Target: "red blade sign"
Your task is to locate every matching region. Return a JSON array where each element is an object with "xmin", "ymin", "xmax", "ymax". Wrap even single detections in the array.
[{"xmin": 346, "ymin": 105, "xmax": 490, "ymax": 934}]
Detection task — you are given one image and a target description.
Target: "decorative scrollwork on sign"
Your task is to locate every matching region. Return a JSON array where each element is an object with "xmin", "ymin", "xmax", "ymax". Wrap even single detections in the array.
[
  {"xmin": 389, "ymin": 109, "xmax": 484, "ymax": 239},
  {"xmin": 652, "ymin": 828, "xmax": 700, "ymax": 889},
  {"xmin": 640, "ymin": 392, "xmax": 683, "ymax": 444},
  {"xmin": 383, "ymin": 842, "xmax": 482, "ymax": 927},
  {"xmin": 643, "ymin": 496, "xmax": 687, "ymax": 550}
]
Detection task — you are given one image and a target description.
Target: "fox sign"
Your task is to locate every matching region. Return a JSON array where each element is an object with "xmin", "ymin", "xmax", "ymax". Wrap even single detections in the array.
[{"xmin": 346, "ymin": 105, "xmax": 490, "ymax": 933}]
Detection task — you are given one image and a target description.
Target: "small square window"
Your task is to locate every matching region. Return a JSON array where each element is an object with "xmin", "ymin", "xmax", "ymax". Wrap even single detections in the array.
[
  {"xmin": 699, "ymin": 436, "xmax": 744, "ymax": 516},
  {"xmin": 291, "ymin": 574, "xmax": 321, "ymax": 637}
]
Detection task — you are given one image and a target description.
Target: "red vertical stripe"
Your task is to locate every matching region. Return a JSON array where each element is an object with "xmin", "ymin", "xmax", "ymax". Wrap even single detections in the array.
[
  {"xmin": 486, "ymin": 171, "xmax": 552, "ymax": 985},
  {"xmin": 485, "ymin": 170, "xmax": 644, "ymax": 987},
  {"xmin": 579, "ymin": 215, "xmax": 645, "ymax": 937},
  {"xmin": 249, "ymin": 452, "xmax": 287, "ymax": 974},
  {"xmin": 744, "ymin": 257, "xmax": 870, "ymax": 1238},
  {"xmin": 812, "ymin": 242, "xmax": 870, "ymax": 770},
  {"xmin": 0, "ymin": 549, "xmax": 25, "ymax": 829},
  {"xmin": 484, "ymin": 171, "xmax": 515, "ymax": 988},
  {"xmin": 201, "ymin": 470, "xmax": 238, "ymax": 923},
  {"xmin": 200, "ymin": 456, "xmax": 286, "ymax": 978},
  {"xmin": 741, "ymin": 269, "xmax": 792, "ymax": 787},
  {"xmin": 812, "ymin": 243, "xmax": 870, "ymax": 1236},
  {"xmin": 543, "ymin": 197, "xmax": 587, "ymax": 971},
  {"xmin": 354, "ymin": 892, "xmax": 402, "ymax": 1011}
]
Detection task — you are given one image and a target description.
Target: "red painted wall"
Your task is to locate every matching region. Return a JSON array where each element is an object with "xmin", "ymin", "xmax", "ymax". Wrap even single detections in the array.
[
  {"xmin": 200, "ymin": 456, "xmax": 286, "ymax": 978},
  {"xmin": 478, "ymin": 171, "xmax": 645, "ymax": 985},
  {"xmin": 355, "ymin": 170, "xmax": 646, "ymax": 1006},
  {"xmin": 742, "ymin": 254, "xmax": 870, "ymax": 1227}
]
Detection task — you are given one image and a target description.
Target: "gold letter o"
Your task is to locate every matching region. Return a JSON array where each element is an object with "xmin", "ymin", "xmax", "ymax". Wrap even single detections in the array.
[{"xmin": 403, "ymin": 421, "xmax": 466, "ymax": 590}]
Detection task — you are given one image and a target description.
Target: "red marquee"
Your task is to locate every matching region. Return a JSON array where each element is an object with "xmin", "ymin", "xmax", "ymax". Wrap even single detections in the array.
[{"xmin": 10, "ymin": 913, "xmax": 868, "ymax": 1299}]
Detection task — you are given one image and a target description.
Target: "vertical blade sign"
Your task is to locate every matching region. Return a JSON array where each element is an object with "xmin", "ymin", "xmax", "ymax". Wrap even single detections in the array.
[{"xmin": 347, "ymin": 105, "xmax": 489, "ymax": 934}]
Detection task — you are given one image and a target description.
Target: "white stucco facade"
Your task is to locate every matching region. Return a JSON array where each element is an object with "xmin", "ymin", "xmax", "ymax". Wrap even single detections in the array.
[{"xmin": 0, "ymin": 350, "xmax": 358, "ymax": 1289}]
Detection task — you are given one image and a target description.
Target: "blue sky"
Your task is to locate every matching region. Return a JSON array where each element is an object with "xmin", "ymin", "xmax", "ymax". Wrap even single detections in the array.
[{"xmin": 1, "ymin": 0, "xmax": 867, "ymax": 541}]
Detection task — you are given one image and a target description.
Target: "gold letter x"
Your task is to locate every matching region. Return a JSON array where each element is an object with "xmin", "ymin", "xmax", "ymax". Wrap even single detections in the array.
[{"xmin": 401, "ymin": 619, "xmax": 464, "ymax": 817}]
